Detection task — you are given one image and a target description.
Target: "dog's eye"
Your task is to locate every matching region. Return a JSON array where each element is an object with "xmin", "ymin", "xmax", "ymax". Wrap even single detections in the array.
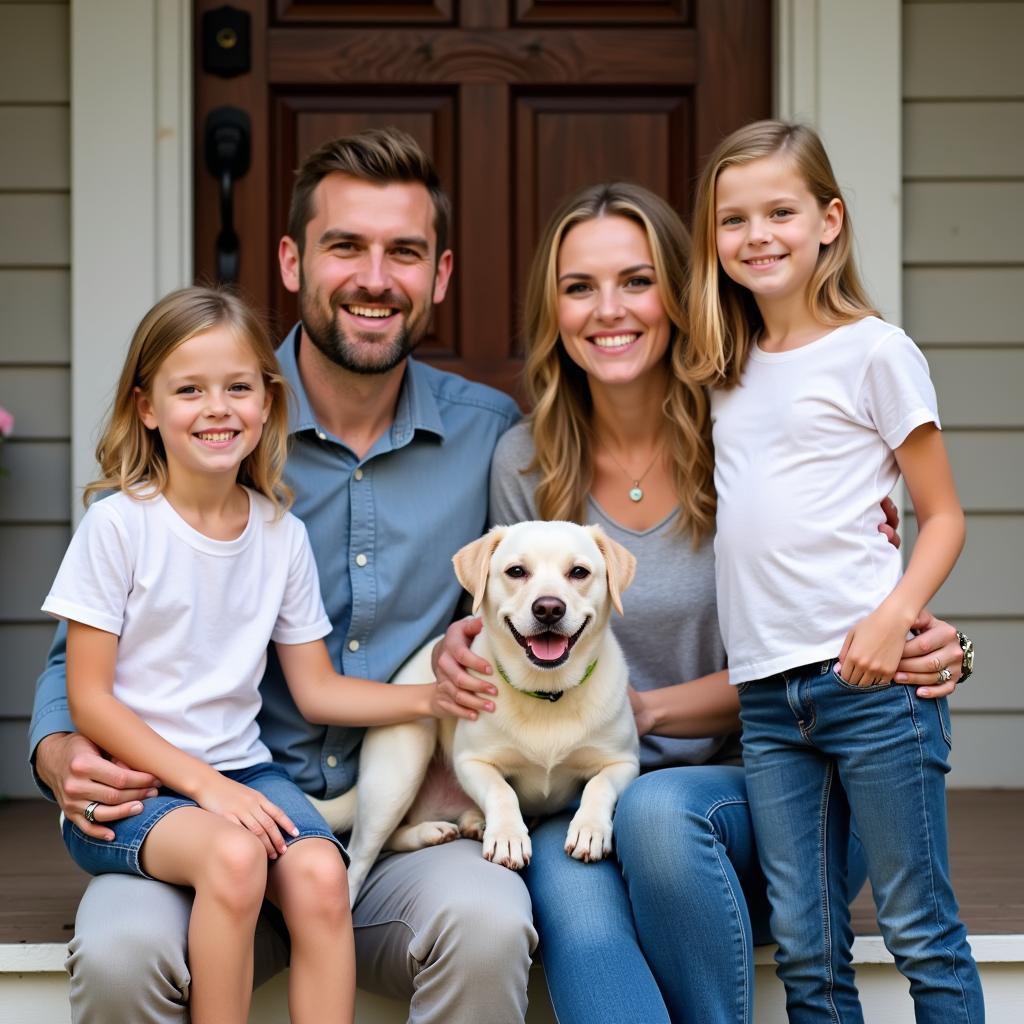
[
  {"xmin": 568, "ymin": 566, "xmax": 591, "ymax": 580},
  {"xmin": 505, "ymin": 565, "xmax": 528, "ymax": 579}
]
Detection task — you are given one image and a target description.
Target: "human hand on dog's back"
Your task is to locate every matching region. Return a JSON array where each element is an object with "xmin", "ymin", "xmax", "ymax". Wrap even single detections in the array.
[{"xmin": 432, "ymin": 616, "xmax": 498, "ymax": 720}]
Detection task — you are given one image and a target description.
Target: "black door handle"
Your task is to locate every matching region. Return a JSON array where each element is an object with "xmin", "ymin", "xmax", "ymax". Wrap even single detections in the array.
[{"xmin": 204, "ymin": 107, "xmax": 251, "ymax": 284}]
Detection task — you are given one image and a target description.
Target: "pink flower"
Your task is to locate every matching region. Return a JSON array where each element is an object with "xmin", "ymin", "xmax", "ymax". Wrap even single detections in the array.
[{"xmin": 0, "ymin": 405, "xmax": 13, "ymax": 438}]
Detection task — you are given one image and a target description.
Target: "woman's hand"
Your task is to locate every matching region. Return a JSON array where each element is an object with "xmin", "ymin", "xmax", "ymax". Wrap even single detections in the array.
[
  {"xmin": 431, "ymin": 616, "xmax": 498, "ymax": 720},
  {"xmin": 194, "ymin": 773, "xmax": 298, "ymax": 860},
  {"xmin": 894, "ymin": 610, "xmax": 963, "ymax": 698},
  {"xmin": 628, "ymin": 686, "xmax": 656, "ymax": 738}
]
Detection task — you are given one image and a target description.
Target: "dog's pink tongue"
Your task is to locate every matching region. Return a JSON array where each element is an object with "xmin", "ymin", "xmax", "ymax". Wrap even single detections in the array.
[{"xmin": 527, "ymin": 633, "xmax": 569, "ymax": 661}]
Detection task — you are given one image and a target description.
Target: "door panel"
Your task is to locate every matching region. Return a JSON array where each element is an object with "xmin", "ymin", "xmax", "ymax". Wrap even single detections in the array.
[{"xmin": 194, "ymin": 0, "xmax": 771, "ymax": 398}]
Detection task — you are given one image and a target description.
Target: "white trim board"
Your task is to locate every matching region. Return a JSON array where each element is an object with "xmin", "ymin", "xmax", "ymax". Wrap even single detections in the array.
[
  {"xmin": 774, "ymin": 0, "xmax": 902, "ymax": 325},
  {"xmin": 8, "ymin": 933, "xmax": 1024, "ymax": 975},
  {"xmin": 70, "ymin": 0, "xmax": 191, "ymax": 525}
]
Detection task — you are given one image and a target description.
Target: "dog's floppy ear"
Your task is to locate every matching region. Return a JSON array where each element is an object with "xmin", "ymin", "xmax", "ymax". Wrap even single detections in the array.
[
  {"xmin": 453, "ymin": 527, "xmax": 508, "ymax": 614},
  {"xmin": 588, "ymin": 525, "xmax": 636, "ymax": 616}
]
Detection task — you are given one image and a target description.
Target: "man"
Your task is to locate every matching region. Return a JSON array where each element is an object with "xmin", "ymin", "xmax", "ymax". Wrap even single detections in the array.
[{"xmin": 30, "ymin": 128, "xmax": 531, "ymax": 1024}]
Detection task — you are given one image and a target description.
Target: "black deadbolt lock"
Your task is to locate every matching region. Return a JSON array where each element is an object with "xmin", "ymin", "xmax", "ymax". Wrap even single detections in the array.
[{"xmin": 202, "ymin": 5, "xmax": 250, "ymax": 79}]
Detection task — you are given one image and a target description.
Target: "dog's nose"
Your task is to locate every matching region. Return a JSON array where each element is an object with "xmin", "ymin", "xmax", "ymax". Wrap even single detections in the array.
[{"xmin": 532, "ymin": 596, "xmax": 566, "ymax": 625}]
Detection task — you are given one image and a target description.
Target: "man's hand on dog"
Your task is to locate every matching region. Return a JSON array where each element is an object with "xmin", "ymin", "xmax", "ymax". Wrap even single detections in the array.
[{"xmin": 432, "ymin": 616, "xmax": 498, "ymax": 719}]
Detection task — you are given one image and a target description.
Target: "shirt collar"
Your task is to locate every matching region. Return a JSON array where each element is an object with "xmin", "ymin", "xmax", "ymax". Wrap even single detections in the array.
[{"xmin": 277, "ymin": 324, "xmax": 447, "ymax": 444}]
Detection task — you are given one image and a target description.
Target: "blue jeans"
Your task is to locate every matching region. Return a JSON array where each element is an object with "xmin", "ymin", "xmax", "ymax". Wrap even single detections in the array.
[
  {"xmin": 525, "ymin": 763, "xmax": 867, "ymax": 1024},
  {"xmin": 738, "ymin": 660, "xmax": 984, "ymax": 1023}
]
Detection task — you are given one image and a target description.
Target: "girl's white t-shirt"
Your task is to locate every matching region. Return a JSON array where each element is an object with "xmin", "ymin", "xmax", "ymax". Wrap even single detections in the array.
[
  {"xmin": 42, "ymin": 488, "xmax": 332, "ymax": 769},
  {"xmin": 710, "ymin": 316, "xmax": 940, "ymax": 684}
]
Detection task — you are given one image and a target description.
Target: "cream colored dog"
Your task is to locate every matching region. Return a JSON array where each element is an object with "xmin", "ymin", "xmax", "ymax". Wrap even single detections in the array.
[{"xmin": 311, "ymin": 520, "xmax": 640, "ymax": 902}]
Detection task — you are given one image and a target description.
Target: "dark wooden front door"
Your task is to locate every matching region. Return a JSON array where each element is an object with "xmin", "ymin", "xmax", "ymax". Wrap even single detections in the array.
[{"xmin": 193, "ymin": 0, "xmax": 771, "ymax": 397}]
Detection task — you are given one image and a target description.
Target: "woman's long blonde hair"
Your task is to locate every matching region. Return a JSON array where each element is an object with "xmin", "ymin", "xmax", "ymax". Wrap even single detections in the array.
[
  {"xmin": 687, "ymin": 120, "xmax": 879, "ymax": 388},
  {"xmin": 523, "ymin": 182, "xmax": 715, "ymax": 546},
  {"xmin": 84, "ymin": 286, "xmax": 292, "ymax": 512}
]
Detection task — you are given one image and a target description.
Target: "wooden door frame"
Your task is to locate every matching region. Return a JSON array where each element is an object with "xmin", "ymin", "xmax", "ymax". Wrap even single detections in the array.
[{"xmin": 69, "ymin": 0, "xmax": 901, "ymax": 522}]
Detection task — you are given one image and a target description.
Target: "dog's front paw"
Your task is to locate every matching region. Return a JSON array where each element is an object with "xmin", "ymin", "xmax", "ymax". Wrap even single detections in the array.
[
  {"xmin": 482, "ymin": 823, "xmax": 532, "ymax": 870},
  {"xmin": 564, "ymin": 814, "xmax": 613, "ymax": 862}
]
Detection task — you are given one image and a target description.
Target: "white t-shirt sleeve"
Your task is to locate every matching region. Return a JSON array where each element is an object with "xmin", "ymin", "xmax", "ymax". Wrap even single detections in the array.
[
  {"xmin": 271, "ymin": 516, "xmax": 332, "ymax": 645},
  {"xmin": 858, "ymin": 329, "xmax": 940, "ymax": 450},
  {"xmin": 41, "ymin": 499, "xmax": 133, "ymax": 635}
]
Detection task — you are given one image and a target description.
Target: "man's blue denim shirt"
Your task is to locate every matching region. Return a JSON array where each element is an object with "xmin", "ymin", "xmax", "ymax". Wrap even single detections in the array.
[{"xmin": 29, "ymin": 325, "xmax": 520, "ymax": 799}]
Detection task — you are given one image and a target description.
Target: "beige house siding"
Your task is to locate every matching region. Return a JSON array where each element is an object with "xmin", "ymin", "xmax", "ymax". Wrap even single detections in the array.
[
  {"xmin": 903, "ymin": 0, "xmax": 1024, "ymax": 785},
  {"xmin": 0, "ymin": 0, "xmax": 70, "ymax": 797}
]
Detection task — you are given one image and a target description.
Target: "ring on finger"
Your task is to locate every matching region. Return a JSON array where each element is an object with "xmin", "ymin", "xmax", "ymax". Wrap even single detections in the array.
[
  {"xmin": 83, "ymin": 800, "xmax": 100, "ymax": 824},
  {"xmin": 938, "ymin": 666, "xmax": 952, "ymax": 684}
]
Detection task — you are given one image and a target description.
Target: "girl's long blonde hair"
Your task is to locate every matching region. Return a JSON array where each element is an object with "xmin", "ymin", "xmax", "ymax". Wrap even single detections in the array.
[
  {"xmin": 523, "ymin": 182, "xmax": 715, "ymax": 546},
  {"xmin": 84, "ymin": 286, "xmax": 292, "ymax": 512},
  {"xmin": 687, "ymin": 120, "xmax": 879, "ymax": 388}
]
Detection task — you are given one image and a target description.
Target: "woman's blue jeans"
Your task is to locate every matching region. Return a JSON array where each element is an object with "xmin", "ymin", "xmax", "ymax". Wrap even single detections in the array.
[
  {"xmin": 524, "ymin": 763, "xmax": 866, "ymax": 1024},
  {"xmin": 738, "ymin": 660, "xmax": 984, "ymax": 1023}
]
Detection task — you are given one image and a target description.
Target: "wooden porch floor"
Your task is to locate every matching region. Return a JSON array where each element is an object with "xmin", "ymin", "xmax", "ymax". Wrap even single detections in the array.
[{"xmin": 2, "ymin": 790, "xmax": 1022, "ymax": 945}]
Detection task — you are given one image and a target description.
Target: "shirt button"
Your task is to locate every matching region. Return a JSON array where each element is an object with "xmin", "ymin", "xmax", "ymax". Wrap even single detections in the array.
[
  {"xmin": 326, "ymin": 755, "xmax": 338, "ymax": 768},
  {"xmin": 353, "ymin": 468, "xmax": 364, "ymax": 481},
  {"xmin": 317, "ymin": 431, "xmax": 326, "ymax": 441},
  {"xmin": 348, "ymin": 639, "xmax": 360, "ymax": 652},
  {"xmin": 355, "ymin": 553, "xmax": 368, "ymax": 567}
]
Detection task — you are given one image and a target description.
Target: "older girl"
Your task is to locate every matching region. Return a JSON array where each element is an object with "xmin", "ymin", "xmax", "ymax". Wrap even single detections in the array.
[{"xmin": 688, "ymin": 120, "xmax": 982, "ymax": 1021}]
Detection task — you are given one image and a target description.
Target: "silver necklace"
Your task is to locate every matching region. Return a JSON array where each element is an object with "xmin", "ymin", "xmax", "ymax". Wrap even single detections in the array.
[{"xmin": 603, "ymin": 445, "xmax": 662, "ymax": 503}]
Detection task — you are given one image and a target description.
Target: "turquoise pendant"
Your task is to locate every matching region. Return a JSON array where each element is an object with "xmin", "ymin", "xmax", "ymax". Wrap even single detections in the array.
[{"xmin": 629, "ymin": 485, "xmax": 643, "ymax": 502}]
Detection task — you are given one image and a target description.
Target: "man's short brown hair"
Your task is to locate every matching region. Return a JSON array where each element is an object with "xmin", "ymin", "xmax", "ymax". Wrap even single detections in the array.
[{"xmin": 286, "ymin": 126, "xmax": 451, "ymax": 257}]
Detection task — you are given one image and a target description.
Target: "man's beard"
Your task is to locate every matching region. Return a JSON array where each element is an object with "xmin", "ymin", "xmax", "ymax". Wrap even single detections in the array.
[{"xmin": 299, "ymin": 277, "xmax": 429, "ymax": 376}]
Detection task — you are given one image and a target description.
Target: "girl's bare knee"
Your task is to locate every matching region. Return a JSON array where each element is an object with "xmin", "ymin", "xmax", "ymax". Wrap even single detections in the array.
[
  {"xmin": 277, "ymin": 840, "xmax": 349, "ymax": 924},
  {"xmin": 200, "ymin": 827, "xmax": 268, "ymax": 914}
]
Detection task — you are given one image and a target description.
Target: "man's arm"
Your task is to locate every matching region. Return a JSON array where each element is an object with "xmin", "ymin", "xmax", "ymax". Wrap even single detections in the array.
[{"xmin": 30, "ymin": 621, "xmax": 159, "ymax": 841}]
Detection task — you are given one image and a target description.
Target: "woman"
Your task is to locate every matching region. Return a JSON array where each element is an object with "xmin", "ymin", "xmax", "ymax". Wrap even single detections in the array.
[{"xmin": 436, "ymin": 181, "xmax": 968, "ymax": 1024}]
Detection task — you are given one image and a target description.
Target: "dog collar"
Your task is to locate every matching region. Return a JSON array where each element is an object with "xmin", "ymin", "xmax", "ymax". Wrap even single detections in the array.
[{"xmin": 493, "ymin": 658, "xmax": 598, "ymax": 702}]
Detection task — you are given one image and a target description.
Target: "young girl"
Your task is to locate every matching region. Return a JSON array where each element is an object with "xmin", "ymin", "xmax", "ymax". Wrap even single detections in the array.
[
  {"xmin": 687, "ymin": 122, "xmax": 984, "ymax": 1021},
  {"xmin": 43, "ymin": 286, "xmax": 452, "ymax": 1024}
]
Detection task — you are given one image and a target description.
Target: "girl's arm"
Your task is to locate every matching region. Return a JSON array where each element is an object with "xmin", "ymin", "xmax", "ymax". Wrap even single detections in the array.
[
  {"xmin": 838, "ymin": 424, "xmax": 965, "ymax": 686},
  {"xmin": 276, "ymin": 639, "xmax": 461, "ymax": 725},
  {"xmin": 630, "ymin": 670, "xmax": 739, "ymax": 738},
  {"xmin": 67, "ymin": 621, "xmax": 297, "ymax": 857}
]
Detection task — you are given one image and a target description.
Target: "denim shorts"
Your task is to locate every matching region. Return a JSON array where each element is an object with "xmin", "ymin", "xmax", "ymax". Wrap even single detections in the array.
[{"xmin": 63, "ymin": 760, "xmax": 347, "ymax": 879}]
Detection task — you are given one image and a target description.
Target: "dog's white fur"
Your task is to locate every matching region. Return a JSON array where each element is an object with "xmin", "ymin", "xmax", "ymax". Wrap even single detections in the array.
[{"xmin": 310, "ymin": 521, "xmax": 640, "ymax": 902}]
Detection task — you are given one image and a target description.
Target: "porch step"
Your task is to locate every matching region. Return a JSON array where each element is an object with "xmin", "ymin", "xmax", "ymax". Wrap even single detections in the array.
[{"xmin": 2, "ymin": 936, "xmax": 1022, "ymax": 1023}]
